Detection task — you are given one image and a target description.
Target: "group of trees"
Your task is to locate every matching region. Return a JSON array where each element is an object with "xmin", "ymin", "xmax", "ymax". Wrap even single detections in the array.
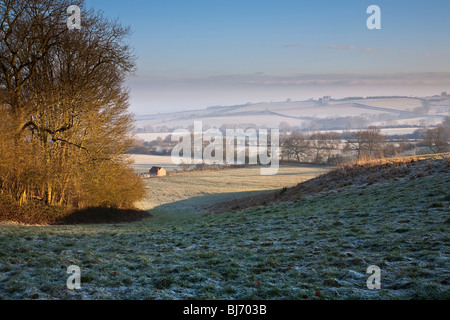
[
  {"xmin": 281, "ymin": 126, "xmax": 416, "ymax": 164},
  {"xmin": 420, "ymin": 117, "xmax": 450, "ymax": 154},
  {"xmin": 131, "ymin": 119, "xmax": 450, "ymax": 168},
  {"xmin": 132, "ymin": 125, "xmax": 429, "ymax": 166},
  {"xmin": 130, "ymin": 136, "xmax": 175, "ymax": 155},
  {"xmin": 0, "ymin": 0, "xmax": 144, "ymax": 210},
  {"xmin": 343, "ymin": 127, "xmax": 386, "ymax": 161},
  {"xmin": 281, "ymin": 131, "xmax": 341, "ymax": 163}
]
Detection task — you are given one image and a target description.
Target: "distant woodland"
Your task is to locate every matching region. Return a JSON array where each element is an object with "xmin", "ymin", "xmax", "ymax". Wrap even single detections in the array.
[{"xmin": 130, "ymin": 120, "xmax": 450, "ymax": 166}]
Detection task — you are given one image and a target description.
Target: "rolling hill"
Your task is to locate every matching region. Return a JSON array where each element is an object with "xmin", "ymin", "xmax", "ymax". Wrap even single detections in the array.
[
  {"xmin": 1, "ymin": 154, "xmax": 448, "ymax": 299},
  {"xmin": 135, "ymin": 95, "xmax": 450, "ymax": 133}
]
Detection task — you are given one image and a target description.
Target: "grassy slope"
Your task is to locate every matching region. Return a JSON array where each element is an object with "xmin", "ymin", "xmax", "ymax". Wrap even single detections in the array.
[
  {"xmin": 0, "ymin": 160, "xmax": 448, "ymax": 300},
  {"xmin": 135, "ymin": 165, "xmax": 328, "ymax": 214}
]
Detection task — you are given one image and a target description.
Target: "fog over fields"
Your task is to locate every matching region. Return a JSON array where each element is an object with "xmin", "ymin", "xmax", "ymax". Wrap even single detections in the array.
[{"xmin": 135, "ymin": 95, "xmax": 450, "ymax": 136}]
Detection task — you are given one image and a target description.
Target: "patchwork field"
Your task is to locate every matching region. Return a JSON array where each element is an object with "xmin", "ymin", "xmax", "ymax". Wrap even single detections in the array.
[
  {"xmin": 275, "ymin": 104, "xmax": 393, "ymax": 118},
  {"xmin": 348, "ymin": 98, "xmax": 425, "ymax": 111},
  {"xmin": 135, "ymin": 96, "xmax": 450, "ymax": 131},
  {"xmin": 0, "ymin": 157, "xmax": 449, "ymax": 300}
]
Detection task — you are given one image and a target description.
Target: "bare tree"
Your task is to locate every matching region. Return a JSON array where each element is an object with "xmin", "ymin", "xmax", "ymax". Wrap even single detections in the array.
[
  {"xmin": 422, "ymin": 126, "xmax": 450, "ymax": 154},
  {"xmin": 309, "ymin": 131, "xmax": 341, "ymax": 163},
  {"xmin": 344, "ymin": 126, "xmax": 385, "ymax": 161},
  {"xmin": 282, "ymin": 131, "xmax": 312, "ymax": 162},
  {"xmin": 0, "ymin": 0, "xmax": 144, "ymax": 209}
]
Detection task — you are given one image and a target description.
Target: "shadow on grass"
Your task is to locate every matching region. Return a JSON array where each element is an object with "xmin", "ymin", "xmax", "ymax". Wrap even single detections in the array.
[
  {"xmin": 147, "ymin": 188, "xmax": 283, "ymax": 217},
  {"xmin": 55, "ymin": 207, "xmax": 152, "ymax": 225},
  {"xmin": 0, "ymin": 193, "xmax": 152, "ymax": 225}
]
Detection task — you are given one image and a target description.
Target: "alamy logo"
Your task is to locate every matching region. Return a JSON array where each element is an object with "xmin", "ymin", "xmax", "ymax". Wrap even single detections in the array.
[
  {"xmin": 67, "ymin": 5, "xmax": 81, "ymax": 30},
  {"xmin": 171, "ymin": 121, "xmax": 279, "ymax": 176},
  {"xmin": 367, "ymin": 5, "xmax": 381, "ymax": 30},
  {"xmin": 366, "ymin": 265, "xmax": 381, "ymax": 289},
  {"xmin": 67, "ymin": 265, "xmax": 81, "ymax": 290}
]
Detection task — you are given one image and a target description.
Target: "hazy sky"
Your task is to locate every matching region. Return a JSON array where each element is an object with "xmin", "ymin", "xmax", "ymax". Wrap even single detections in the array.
[{"xmin": 85, "ymin": 0, "xmax": 450, "ymax": 114}]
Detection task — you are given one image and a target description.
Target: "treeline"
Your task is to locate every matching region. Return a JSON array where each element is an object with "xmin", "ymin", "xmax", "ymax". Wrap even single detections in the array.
[
  {"xmin": 131, "ymin": 119, "xmax": 450, "ymax": 167},
  {"xmin": 281, "ymin": 120, "xmax": 450, "ymax": 165},
  {"xmin": 0, "ymin": 0, "xmax": 145, "ymax": 212}
]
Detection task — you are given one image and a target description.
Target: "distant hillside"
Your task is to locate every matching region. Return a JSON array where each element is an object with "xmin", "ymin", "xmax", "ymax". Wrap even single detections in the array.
[{"xmin": 135, "ymin": 95, "xmax": 450, "ymax": 132}]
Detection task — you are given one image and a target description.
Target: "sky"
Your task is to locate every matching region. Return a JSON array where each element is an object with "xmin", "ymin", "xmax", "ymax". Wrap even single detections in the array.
[{"xmin": 84, "ymin": 0, "xmax": 450, "ymax": 114}]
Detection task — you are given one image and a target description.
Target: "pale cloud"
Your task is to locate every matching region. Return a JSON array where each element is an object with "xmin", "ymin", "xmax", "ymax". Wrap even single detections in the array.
[
  {"xmin": 359, "ymin": 48, "xmax": 389, "ymax": 53},
  {"xmin": 328, "ymin": 44, "xmax": 357, "ymax": 50},
  {"xmin": 328, "ymin": 44, "xmax": 389, "ymax": 53},
  {"xmin": 134, "ymin": 72, "xmax": 450, "ymax": 88}
]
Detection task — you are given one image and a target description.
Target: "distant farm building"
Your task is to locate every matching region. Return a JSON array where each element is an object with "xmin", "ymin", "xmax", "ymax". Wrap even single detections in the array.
[{"xmin": 149, "ymin": 166, "xmax": 167, "ymax": 177}]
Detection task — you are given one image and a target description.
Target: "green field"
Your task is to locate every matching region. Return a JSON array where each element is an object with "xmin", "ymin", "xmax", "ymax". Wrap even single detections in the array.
[
  {"xmin": 0, "ymin": 160, "xmax": 449, "ymax": 300},
  {"xmin": 136, "ymin": 165, "xmax": 328, "ymax": 215}
]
